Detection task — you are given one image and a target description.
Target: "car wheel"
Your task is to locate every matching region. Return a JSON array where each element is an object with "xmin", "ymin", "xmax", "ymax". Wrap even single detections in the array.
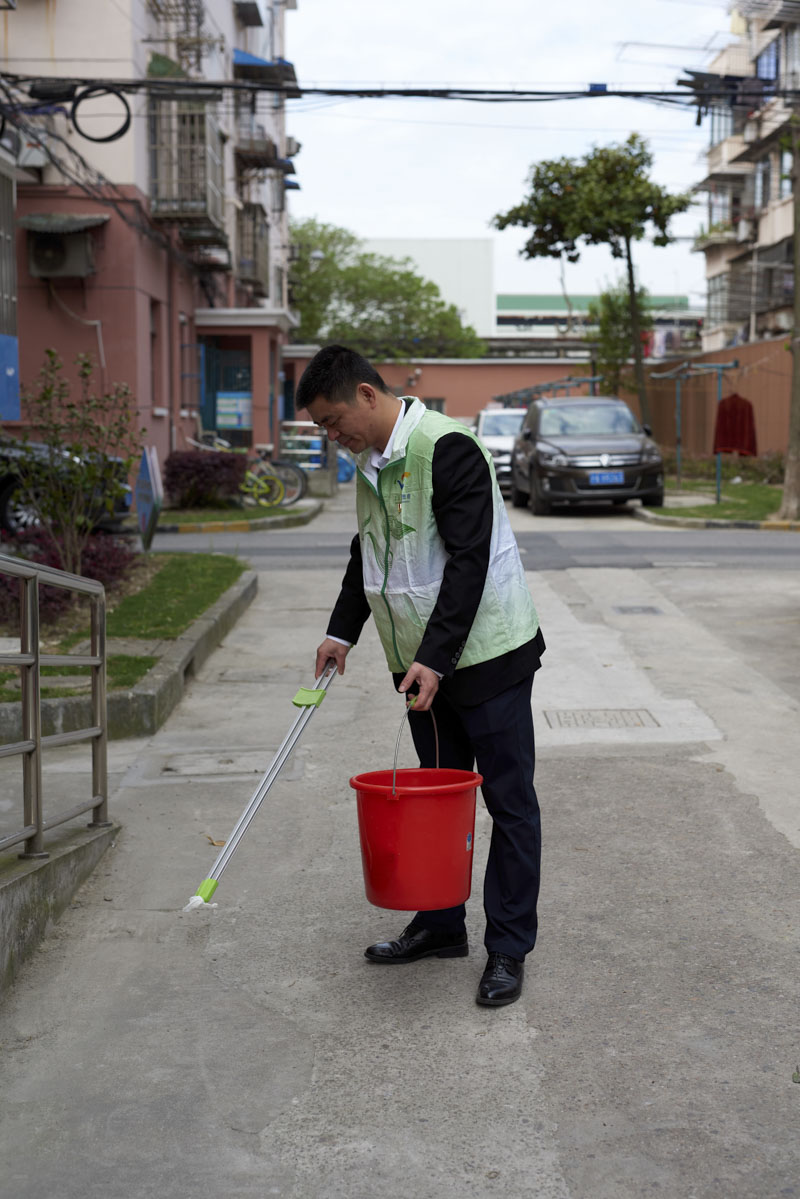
[
  {"xmin": 642, "ymin": 490, "xmax": 664, "ymax": 508},
  {"xmin": 0, "ymin": 479, "xmax": 40, "ymax": 535},
  {"xmin": 510, "ymin": 480, "xmax": 528, "ymax": 508},
  {"xmin": 529, "ymin": 471, "xmax": 551, "ymax": 516}
]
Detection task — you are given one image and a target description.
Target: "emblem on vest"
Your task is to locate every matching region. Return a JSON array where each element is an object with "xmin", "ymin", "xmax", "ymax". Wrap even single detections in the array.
[{"xmin": 396, "ymin": 472, "xmax": 411, "ymax": 515}]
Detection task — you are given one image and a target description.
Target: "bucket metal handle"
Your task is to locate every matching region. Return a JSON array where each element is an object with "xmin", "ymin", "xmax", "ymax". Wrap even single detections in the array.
[{"xmin": 393, "ymin": 701, "xmax": 439, "ymax": 796}]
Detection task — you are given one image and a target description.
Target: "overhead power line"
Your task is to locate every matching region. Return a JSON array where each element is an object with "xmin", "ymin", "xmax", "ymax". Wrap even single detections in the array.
[{"xmin": 1, "ymin": 68, "xmax": 792, "ymax": 108}]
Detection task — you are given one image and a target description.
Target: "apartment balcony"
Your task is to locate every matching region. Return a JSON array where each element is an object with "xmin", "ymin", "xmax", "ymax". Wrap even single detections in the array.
[
  {"xmin": 766, "ymin": 0, "xmax": 800, "ymax": 24},
  {"xmin": 705, "ymin": 134, "xmax": 754, "ymax": 184},
  {"xmin": 730, "ymin": 104, "xmax": 793, "ymax": 164},
  {"xmin": 236, "ymin": 202, "xmax": 270, "ymax": 295},
  {"xmin": 149, "ymin": 100, "xmax": 227, "ymax": 246},
  {"xmin": 234, "ymin": 116, "xmax": 278, "ymax": 169},
  {"xmin": 693, "ymin": 222, "xmax": 739, "ymax": 251},
  {"xmin": 232, "ymin": 49, "xmax": 301, "ymax": 97}
]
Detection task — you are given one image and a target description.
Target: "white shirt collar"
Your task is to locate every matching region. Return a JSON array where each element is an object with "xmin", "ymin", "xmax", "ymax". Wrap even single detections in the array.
[{"xmin": 364, "ymin": 398, "xmax": 405, "ymax": 483}]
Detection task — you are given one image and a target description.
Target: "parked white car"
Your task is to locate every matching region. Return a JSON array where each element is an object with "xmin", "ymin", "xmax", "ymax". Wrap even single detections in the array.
[{"xmin": 473, "ymin": 407, "xmax": 528, "ymax": 494}]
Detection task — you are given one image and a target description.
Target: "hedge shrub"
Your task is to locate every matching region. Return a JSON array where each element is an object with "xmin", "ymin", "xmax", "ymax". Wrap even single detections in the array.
[
  {"xmin": 0, "ymin": 529, "xmax": 137, "ymax": 627},
  {"xmin": 164, "ymin": 451, "xmax": 247, "ymax": 509}
]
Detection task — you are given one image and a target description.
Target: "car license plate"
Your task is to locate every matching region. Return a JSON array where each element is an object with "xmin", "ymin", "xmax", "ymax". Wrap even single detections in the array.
[{"xmin": 588, "ymin": 470, "xmax": 624, "ymax": 486}]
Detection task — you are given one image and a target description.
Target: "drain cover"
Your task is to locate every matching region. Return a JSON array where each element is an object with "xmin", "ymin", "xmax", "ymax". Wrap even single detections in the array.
[
  {"xmin": 613, "ymin": 605, "xmax": 663, "ymax": 615},
  {"xmin": 544, "ymin": 709, "xmax": 660, "ymax": 729}
]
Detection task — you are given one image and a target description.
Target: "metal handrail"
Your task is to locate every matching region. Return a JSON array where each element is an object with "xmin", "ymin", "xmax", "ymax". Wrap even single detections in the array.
[{"xmin": 0, "ymin": 552, "xmax": 109, "ymax": 859}]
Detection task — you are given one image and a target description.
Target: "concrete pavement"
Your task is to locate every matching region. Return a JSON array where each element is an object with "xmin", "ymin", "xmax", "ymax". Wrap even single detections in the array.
[{"xmin": 1, "ymin": 493, "xmax": 799, "ymax": 1198}]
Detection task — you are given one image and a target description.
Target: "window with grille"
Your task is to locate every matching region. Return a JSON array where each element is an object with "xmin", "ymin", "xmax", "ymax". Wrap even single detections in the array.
[
  {"xmin": 707, "ymin": 274, "xmax": 730, "ymax": 326},
  {"xmin": 148, "ymin": 99, "xmax": 224, "ymax": 231}
]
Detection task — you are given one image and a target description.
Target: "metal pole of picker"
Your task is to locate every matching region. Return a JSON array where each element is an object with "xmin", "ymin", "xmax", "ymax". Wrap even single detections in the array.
[{"xmin": 183, "ymin": 666, "xmax": 337, "ymax": 911}]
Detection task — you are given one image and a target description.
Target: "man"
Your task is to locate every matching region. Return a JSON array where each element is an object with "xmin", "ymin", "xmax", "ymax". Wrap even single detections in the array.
[{"xmin": 296, "ymin": 345, "xmax": 545, "ymax": 1008}]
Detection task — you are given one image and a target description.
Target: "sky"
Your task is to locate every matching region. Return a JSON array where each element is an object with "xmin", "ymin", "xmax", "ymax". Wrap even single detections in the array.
[{"xmin": 282, "ymin": 0, "xmax": 736, "ymax": 309}]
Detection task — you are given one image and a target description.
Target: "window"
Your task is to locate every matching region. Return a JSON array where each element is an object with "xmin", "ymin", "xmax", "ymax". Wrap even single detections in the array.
[
  {"xmin": 754, "ymin": 156, "xmax": 772, "ymax": 209},
  {"xmin": 784, "ymin": 26, "xmax": 800, "ymax": 88},
  {"xmin": 710, "ymin": 105, "xmax": 734, "ymax": 147},
  {"xmin": 780, "ymin": 148, "xmax": 793, "ymax": 200},
  {"xmin": 707, "ymin": 274, "xmax": 730, "ymax": 326},
  {"xmin": 149, "ymin": 300, "xmax": 162, "ymax": 410},
  {"xmin": 756, "ymin": 38, "xmax": 780, "ymax": 85},
  {"xmin": 0, "ymin": 167, "xmax": 16, "ymax": 338},
  {"xmin": 709, "ymin": 187, "xmax": 732, "ymax": 227},
  {"xmin": 539, "ymin": 404, "xmax": 638, "ymax": 437}
]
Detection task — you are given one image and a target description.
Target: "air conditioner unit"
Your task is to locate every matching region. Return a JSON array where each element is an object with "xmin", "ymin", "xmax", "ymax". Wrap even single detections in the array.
[
  {"xmin": 28, "ymin": 231, "xmax": 95, "ymax": 278},
  {"xmin": 285, "ymin": 136, "xmax": 302, "ymax": 157}
]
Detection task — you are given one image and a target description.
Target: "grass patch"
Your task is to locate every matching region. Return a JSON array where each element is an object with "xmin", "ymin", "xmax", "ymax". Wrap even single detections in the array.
[
  {"xmin": 1, "ymin": 551, "xmax": 245, "ymax": 703},
  {"xmin": 662, "ymin": 451, "xmax": 784, "ymax": 485},
  {"xmin": 164, "ymin": 506, "xmax": 285, "ymax": 523},
  {"xmin": 105, "ymin": 553, "xmax": 245, "ymax": 639},
  {"xmin": 107, "ymin": 654, "xmax": 160, "ymax": 688},
  {"xmin": 658, "ymin": 481, "xmax": 783, "ymax": 522}
]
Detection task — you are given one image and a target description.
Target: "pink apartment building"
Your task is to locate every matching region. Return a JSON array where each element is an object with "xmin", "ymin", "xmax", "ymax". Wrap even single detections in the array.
[{"xmin": 2, "ymin": 0, "xmax": 299, "ymax": 461}]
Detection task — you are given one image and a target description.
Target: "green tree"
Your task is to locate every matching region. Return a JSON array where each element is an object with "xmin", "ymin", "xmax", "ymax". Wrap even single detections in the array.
[
  {"xmin": 10, "ymin": 350, "xmax": 143, "ymax": 576},
  {"xmin": 493, "ymin": 133, "xmax": 691, "ymax": 426},
  {"xmin": 586, "ymin": 281, "xmax": 653, "ymax": 399},
  {"xmin": 289, "ymin": 217, "xmax": 485, "ymax": 359}
]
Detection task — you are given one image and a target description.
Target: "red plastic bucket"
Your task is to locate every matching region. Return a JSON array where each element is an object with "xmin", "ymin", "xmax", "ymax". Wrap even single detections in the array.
[{"xmin": 349, "ymin": 766, "xmax": 483, "ymax": 910}]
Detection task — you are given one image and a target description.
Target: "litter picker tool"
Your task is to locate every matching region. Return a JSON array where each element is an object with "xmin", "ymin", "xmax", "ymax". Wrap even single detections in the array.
[{"xmin": 183, "ymin": 666, "xmax": 337, "ymax": 912}]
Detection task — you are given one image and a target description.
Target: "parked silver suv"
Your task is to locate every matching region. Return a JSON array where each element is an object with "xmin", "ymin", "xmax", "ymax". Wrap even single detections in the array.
[{"xmin": 510, "ymin": 395, "xmax": 664, "ymax": 515}]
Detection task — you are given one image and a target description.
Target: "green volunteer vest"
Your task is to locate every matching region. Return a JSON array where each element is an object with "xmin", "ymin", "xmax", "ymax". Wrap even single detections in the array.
[{"xmin": 354, "ymin": 399, "xmax": 540, "ymax": 673}]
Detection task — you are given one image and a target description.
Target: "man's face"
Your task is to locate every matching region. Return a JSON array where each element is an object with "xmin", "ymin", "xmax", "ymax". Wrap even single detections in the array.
[{"xmin": 306, "ymin": 386, "xmax": 375, "ymax": 455}]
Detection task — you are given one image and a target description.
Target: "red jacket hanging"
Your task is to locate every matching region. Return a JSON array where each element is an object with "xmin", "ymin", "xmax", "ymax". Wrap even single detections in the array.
[{"xmin": 713, "ymin": 393, "xmax": 757, "ymax": 457}]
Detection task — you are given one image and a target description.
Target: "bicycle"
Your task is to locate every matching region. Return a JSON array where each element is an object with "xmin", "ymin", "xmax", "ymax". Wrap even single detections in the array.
[{"xmin": 251, "ymin": 444, "xmax": 309, "ymax": 506}]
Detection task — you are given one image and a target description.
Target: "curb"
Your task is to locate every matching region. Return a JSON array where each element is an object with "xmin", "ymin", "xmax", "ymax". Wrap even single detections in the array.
[
  {"xmin": 0, "ymin": 570, "xmax": 258, "ymax": 745},
  {"xmin": 0, "ymin": 822, "xmax": 120, "ymax": 993},
  {"xmin": 155, "ymin": 499, "xmax": 323, "ymax": 534},
  {"xmin": 631, "ymin": 508, "xmax": 800, "ymax": 531}
]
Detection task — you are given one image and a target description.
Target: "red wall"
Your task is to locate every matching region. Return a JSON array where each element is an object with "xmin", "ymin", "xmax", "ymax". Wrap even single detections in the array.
[
  {"xmin": 645, "ymin": 340, "xmax": 792, "ymax": 456},
  {"xmin": 15, "ymin": 184, "xmax": 202, "ymax": 467},
  {"xmin": 283, "ymin": 352, "xmax": 592, "ymax": 421}
]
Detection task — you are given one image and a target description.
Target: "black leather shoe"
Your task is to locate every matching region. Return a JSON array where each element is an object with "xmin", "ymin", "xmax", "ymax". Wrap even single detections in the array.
[
  {"xmin": 365, "ymin": 924, "xmax": 468, "ymax": 964},
  {"xmin": 476, "ymin": 952, "xmax": 524, "ymax": 1006}
]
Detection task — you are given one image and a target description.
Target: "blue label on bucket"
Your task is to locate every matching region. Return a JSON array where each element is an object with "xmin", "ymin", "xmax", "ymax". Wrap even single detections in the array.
[{"xmin": 466, "ymin": 833, "xmax": 473, "ymax": 852}]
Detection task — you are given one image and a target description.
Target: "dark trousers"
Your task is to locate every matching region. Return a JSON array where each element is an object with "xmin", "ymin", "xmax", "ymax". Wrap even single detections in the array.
[{"xmin": 406, "ymin": 674, "xmax": 541, "ymax": 961}]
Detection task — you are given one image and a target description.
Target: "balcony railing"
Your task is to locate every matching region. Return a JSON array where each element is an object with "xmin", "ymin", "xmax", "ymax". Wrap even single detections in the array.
[
  {"xmin": 0, "ymin": 553, "xmax": 108, "ymax": 858},
  {"xmin": 707, "ymin": 134, "xmax": 752, "ymax": 178},
  {"xmin": 149, "ymin": 99, "xmax": 227, "ymax": 245},
  {"xmin": 235, "ymin": 114, "xmax": 278, "ymax": 169}
]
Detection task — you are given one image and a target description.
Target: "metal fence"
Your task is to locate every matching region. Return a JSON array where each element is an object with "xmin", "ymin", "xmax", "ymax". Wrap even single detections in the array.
[
  {"xmin": 279, "ymin": 420, "xmax": 330, "ymax": 471},
  {"xmin": 0, "ymin": 553, "xmax": 108, "ymax": 858}
]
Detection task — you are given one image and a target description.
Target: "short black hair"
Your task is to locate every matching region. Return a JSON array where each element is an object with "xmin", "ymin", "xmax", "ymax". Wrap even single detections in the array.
[{"xmin": 295, "ymin": 345, "xmax": 391, "ymax": 411}]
